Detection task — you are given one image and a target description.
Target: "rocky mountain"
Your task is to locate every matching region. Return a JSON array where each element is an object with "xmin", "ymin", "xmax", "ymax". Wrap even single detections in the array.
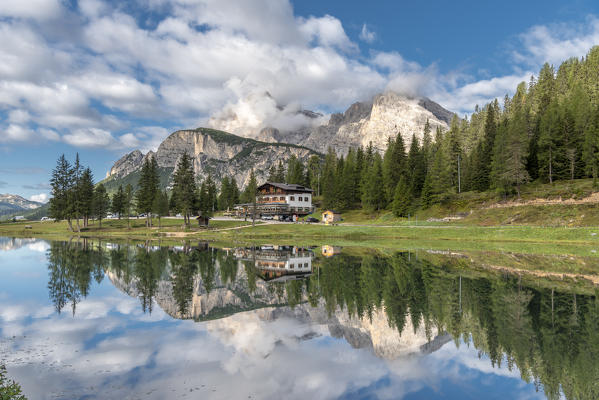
[
  {"xmin": 211, "ymin": 91, "xmax": 454, "ymax": 154},
  {"xmin": 102, "ymin": 128, "xmax": 319, "ymax": 192},
  {"xmin": 106, "ymin": 253, "xmax": 450, "ymax": 360},
  {"xmin": 104, "ymin": 92, "xmax": 453, "ymax": 191},
  {"xmin": 0, "ymin": 194, "xmax": 42, "ymax": 210},
  {"xmin": 0, "ymin": 194, "xmax": 43, "ymax": 217}
]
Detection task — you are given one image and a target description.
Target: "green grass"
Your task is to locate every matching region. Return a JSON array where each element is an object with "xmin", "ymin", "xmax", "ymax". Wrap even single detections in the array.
[{"xmin": 0, "ymin": 218, "xmax": 254, "ymax": 241}]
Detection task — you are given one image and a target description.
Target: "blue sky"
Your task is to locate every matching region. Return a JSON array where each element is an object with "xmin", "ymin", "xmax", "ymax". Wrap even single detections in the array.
[{"xmin": 1, "ymin": 0, "xmax": 599, "ymax": 202}]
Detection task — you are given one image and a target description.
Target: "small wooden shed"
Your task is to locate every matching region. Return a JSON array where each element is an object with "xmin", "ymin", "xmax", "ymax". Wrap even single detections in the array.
[
  {"xmin": 196, "ymin": 215, "xmax": 210, "ymax": 227},
  {"xmin": 322, "ymin": 210, "xmax": 341, "ymax": 225}
]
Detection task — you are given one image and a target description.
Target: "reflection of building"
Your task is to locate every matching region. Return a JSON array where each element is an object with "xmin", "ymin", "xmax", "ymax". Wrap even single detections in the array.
[
  {"xmin": 234, "ymin": 182, "xmax": 314, "ymax": 218},
  {"xmin": 235, "ymin": 245, "xmax": 314, "ymax": 282},
  {"xmin": 322, "ymin": 210, "xmax": 341, "ymax": 225},
  {"xmin": 321, "ymin": 245, "xmax": 342, "ymax": 258}
]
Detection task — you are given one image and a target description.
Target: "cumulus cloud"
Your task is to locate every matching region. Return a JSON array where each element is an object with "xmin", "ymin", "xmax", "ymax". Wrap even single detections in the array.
[
  {"xmin": 513, "ymin": 16, "xmax": 599, "ymax": 67},
  {"xmin": 359, "ymin": 24, "xmax": 376, "ymax": 43},
  {"xmin": 0, "ymin": 0, "xmax": 598, "ymax": 148},
  {"xmin": 29, "ymin": 193, "xmax": 49, "ymax": 203}
]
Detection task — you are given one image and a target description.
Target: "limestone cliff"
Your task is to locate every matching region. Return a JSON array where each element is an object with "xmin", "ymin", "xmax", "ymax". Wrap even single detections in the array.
[
  {"xmin": 209, "ymin": 91, "xmax": 454, "ymax": 155},
  {"xmin": 103, "ymin": 128, "xmax": 319, "ymax": 190}
]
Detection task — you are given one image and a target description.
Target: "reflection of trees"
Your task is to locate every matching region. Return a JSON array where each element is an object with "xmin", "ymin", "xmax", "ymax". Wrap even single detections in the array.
[
  {"xmin": 45, "ymin": 242, "xmax": 599, "ymax": 399},
  {"xmin": 134, "ymin": 245, "xmax": 167, "ymax": 314},
  {"xmin": 47, "ymin": 241, "xmax": 106, "ymax": 315},
  {"xmin": 169, "ymin": 248, "xmax": 198, "ymax": 316}
]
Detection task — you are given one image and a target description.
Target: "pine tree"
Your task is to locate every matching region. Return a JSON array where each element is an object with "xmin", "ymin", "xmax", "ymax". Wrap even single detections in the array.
[
  {"xmin": 111, "ymin": 185, "xmax": 125, "ymax": 219},
  {"xmin": 152, "ymin": 190, "xmax": 169, "ymax": 228},
  {"xmin": 49, "ymin": 154, "xmax": 75, "ymax": 231},
  {"xmin": 286, "ymin": 155, "xmax": 305, "ymax": 185},
  {"xmin": 583, "ymin": 107, "xmax": 599, "ymax": 185},
  {"xmin": 321, "ymin": 148, "xmax": 338, "ymax": 209},
  {"xmin": 124, "ymin": 184, "xmax": 134, "ymax": 229},
  {"xmin": 78, "ymin": 167, "xmax": 94, "ymax": 228},
  {"xmin": 206, "ymin": 174, "xmax": 218, "ymax": 213},
  {"xmin": 306, "ymin": 155, "xmax": 321, "ymax": 194},
  {"xmin": 407, "ymin": 134, "xmax": 426, "ymax": 197},
  {"xmin": 93, "ymin": 184, "xmax": 110, "ymax": 228},
  {"xmin": 382, "ymin": 132, "xmax": 407, "ymax": 204},
  {"xmin": 361, "ymin": 153, "xmax": 385, "ymax": 211},
  {"xmin": 538, "ymin": 100, "xmax": 562, "ymax": 183},
  {"xmin": 392, "ymin": 176, "xmax": 412, "ymax": 217},
  {"xmin": 171, "ymin": 152, "xmax": 197, "ymax": 226},
  {"xmin": 275, "ymin": 161, "xmax": 285, "ymax": 182},
  {"xmin": 420, "ymin": 175, "xmax": 434, "ymax": 209},
  {"xmin": 136, "ymin": 157, "xmax": 160, "ymax": 226}
]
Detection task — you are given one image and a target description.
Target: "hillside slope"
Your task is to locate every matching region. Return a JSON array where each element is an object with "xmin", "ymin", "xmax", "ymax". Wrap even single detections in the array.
[{"xmin": 103, "ymin": 127, "xmax": 320, "ymax": 193}]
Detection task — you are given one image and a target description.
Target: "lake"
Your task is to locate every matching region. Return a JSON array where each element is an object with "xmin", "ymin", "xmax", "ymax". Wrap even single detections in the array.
[{"xmin": 1, "ymin": 237, "xmax": 597, "ymax": 399}]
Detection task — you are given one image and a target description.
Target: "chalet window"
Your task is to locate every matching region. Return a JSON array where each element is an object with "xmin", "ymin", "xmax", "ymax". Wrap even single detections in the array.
[
  {"xmin": 290, "ymin": 264, "xmax": 294, "ymax": 269},
  {"xmin": 304, "ymin": 197, "xmax": 308, "ymax": 201},
  {"xmin": 304, "ymin": 263, "xmax": 308, "ymax": 268},
  {"xmin": 280, "ymin": 196, "xmax": 285, "ymax": 201},
  {"xmin": 290, "ymin": 196, "xmax": 295, "ymax": 201}
]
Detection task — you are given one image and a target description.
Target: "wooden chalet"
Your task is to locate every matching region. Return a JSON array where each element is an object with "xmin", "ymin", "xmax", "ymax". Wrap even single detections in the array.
[{"xmin": 234, "ymin": 182, "xmax": 314, "ymax": 218}]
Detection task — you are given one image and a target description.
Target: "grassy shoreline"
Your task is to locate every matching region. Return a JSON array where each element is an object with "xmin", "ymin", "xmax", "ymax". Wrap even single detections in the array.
[{"xmin": 3, "ymin": 218, "xmax": 599, "ymax": 257}]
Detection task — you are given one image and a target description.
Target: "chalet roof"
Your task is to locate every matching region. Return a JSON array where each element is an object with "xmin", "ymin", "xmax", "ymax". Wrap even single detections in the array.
[{"xmin": 258, "ymin": 182, "xmax": 314, "ymax": 193}]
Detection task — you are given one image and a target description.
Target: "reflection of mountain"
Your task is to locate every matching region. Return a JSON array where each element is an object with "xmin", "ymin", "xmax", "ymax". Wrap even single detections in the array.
[
  {"xmin": 106, "ymin": 248, "xmax": 449, "ymax": 360},
  {"xmin": 107, "ymin": 262, "xmax": 288, "ymax": 321},
  {"xmin": 46, "ymin": 240, "xmax": 599, "ymax": 399}
]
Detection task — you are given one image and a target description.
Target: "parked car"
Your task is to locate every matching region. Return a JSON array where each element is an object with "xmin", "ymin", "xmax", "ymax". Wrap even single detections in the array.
[
  {"xmin": 261, "ymin": 215, "xmax": 274, "ymax": 220},
  {"xmin": 306, "ymin": 217, "xmax": 319, "ymax": 223},
  {"xmin": 40, "ymin": 217, "xmax": 50, "ymax": 222}
]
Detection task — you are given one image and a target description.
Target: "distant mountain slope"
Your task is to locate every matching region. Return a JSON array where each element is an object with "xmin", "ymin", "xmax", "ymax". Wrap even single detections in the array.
[
  {"xmin": 102, "ymin": 127, "xmax": 320, "ymax": 192},
  {"xmin": 0, "ymin": 194, "xmax": 43, "ymax": 218}
]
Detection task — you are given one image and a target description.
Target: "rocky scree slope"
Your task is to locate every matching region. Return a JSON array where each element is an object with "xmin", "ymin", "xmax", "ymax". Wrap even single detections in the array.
[{"xmin": 103, "ymin": 128, "xmax": 319, "ymax": 192}]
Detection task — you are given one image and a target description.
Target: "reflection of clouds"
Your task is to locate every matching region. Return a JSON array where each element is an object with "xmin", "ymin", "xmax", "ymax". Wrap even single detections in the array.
[
  {"xmin": 1, "ymin": 296, "xmax": 546, "ymax": 400},
  {"xmin": 0, "ymin": 249, "xmax": 546, "ymax": 400},
  {"xmin": 26, "ymin": 241, "xmax": 50, "ymax": 253}
]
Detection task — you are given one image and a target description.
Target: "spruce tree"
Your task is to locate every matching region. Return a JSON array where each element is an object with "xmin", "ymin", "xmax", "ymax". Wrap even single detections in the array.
[
  {"xmin": 111, "ymin": 185, "xmax": 125, "ymax": 219},
  {"xmin": 361, "ymin": 153, "xmax": 385, "ymax": 211},
  {"xmin": 78, "ymin": 167, "xmax": 94, "ymax": 228},
  {"xmin": 124, "ymin": 184, "xmax": 134, "ymax": 229},
  {"xmin": 93, "ymin": 184, "xmax": 110, "ymax": 228},
  {"xmin": 171, "ymin": 152, "xmax": 197, "ymax": 226},
  {"xmin": 392, "ymin": 176, "xmax": 412, "ymax": 217},
  {"xmin": 136, "ymin": 157, "xmax": 160, "ymax": 227},
  {"xmin": 49, "ymin": 154, "xmax": 74, "ymax": 231},
  {"xmin": 152, "ymin": 190, "xmax": 169, "ymax": 228}
]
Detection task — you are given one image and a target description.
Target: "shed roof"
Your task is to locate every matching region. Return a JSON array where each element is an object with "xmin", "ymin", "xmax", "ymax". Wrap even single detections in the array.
[{"xmin": 258, "ymin": 182, "xmax": 314, "ymax": 193}]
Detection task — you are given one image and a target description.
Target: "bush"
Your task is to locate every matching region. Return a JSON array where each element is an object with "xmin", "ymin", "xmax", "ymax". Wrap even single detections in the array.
[{"xmin": 0, "ymin": 364, "xmax": 26, "ymax": 400}]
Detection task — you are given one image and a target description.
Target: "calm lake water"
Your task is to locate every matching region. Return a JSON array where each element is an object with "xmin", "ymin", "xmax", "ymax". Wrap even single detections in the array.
[{"xmin": 1, "ymin": 237, "xmax": 597, "ymax": 399}]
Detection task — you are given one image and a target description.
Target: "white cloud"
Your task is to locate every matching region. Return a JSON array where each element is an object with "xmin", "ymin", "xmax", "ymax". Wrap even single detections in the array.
[
  {"xmin": 359, "ymin": 24, "xmax": 376, "ymax": 43},
  {"xmin": 62, "ymin": 128, "xmax": 116, "ymax": 148},
  {"xmin": 0, "ymin": 0, "xmax": 63, "ymax": 21},
  {"xmin": 1, "ymin": 124, "xmax": 36, "ymax": 142},
  {"xmin": 0, "ymin": 1, "xmax": 597, "ymax": 149},
  {"xmin": 513, "ymin": 16, "xmax": 599, "ymax": 67},
  {"xmin": 29, "ymin": 193, "xmax": 49, "ymax": 203}
]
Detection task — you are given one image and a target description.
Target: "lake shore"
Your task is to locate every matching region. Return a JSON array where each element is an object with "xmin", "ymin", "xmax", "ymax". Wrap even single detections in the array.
[{"xmin": 3, "ymin": 218, "xmax": 599, "ymax": 258}]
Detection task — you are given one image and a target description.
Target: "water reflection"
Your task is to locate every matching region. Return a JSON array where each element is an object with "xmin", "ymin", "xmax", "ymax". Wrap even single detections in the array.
[{"xmin": 2, "ymin": 238, "xmax": 599, "ymax": 399}]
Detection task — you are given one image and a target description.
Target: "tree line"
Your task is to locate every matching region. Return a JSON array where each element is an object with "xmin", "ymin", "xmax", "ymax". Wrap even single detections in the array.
[
  {"xmin": 273, "ymin": 46, "xmax": 599, "ymax": 216},
  {"xmin": 49, "ymin": 46, "xmax": 599, "ymax": 223},
  {"xmin": 49, "ymin": 152, "xmax": 236, "ymax": 228}
]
